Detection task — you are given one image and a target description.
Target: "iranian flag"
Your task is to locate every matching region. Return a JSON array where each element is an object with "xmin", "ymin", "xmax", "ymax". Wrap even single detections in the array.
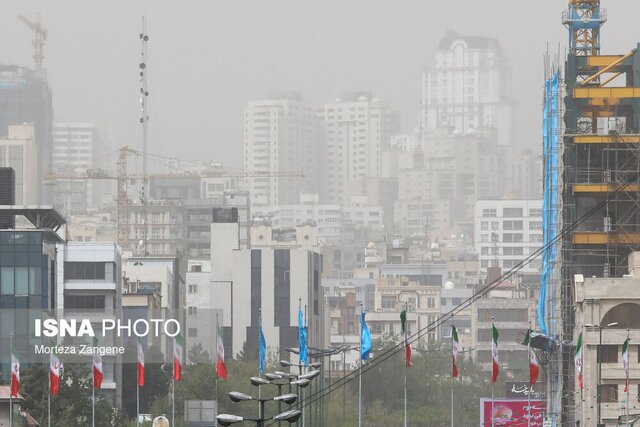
[
  {"xmin": 523, "ymin": 329, "xmax": 539, "ymax": 385},
  {"xmin": 575, "ymin": 332, "xmax": 583, "ymax": 389},
  {"xmin": 173, "ymin": 334, "xmax": 184, "ymax": 381},
  {"xmin": 93, "ymin": 349, "xmax": 103, "ymax": 389},
  {"xmin": 50, "ymin": 350, "xmax": 61, "ymax": 397},
  {"xmin": 400, "ymin": 309, "xmax": 411, "ymax": 368},
  {"xmin": 10, "ymin": 345, "xmax": 20, "ymax": 397},
  {"xmin": 137, "ymin": 342, "xmax": 145, "ymax": 387},
  {"xmin": 452, "ymin": 325, "xmax": 460, "ymax": 378},
  {"xmin": 623, "ymin": 337, "xmax": 630, "ymax": 392},
  {"xmin": 491, "ymin": 324, "xmax": 499, "ymax": 382},
  {"xmin": 216, "ymin": 321, "xmax": 228, "ymax": 380}
]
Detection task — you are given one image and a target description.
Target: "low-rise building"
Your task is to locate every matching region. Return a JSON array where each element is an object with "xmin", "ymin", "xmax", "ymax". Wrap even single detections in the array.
[{"xmin": 574, "ymin": 252, "xmax": 640, "ymax": 426}]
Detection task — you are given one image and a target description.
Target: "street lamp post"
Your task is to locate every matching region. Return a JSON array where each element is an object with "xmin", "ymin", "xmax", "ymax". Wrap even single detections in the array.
[
  {"xmin": 217, "ymin": 389, "xmax": 301, "ymax": 427},
  {"xmin": 585, "ymin": 321, "xmax": 619, "ymax": 425}
]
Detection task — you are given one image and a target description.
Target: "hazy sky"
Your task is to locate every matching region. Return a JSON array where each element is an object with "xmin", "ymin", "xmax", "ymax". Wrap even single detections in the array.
[{"xmin": 2, "ymin": 1, "xmax": 640, "ymax": 169}]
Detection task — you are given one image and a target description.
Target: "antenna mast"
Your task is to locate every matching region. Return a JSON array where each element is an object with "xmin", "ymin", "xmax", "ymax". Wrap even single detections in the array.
[{"xmin": 139, "ymin": 17, "xmax": 150, "ymax": 255}]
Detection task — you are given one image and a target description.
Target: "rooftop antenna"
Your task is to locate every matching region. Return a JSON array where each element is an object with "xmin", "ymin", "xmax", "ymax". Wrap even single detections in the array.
[{"xmin": 139, "ymin": 17, "xmax": 150, "ymax": 255}]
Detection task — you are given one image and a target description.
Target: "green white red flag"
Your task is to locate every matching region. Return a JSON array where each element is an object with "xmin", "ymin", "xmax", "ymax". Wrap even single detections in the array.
[
  {"xmin": 50, "ymin": 350, "xmax": 61, "ymax": 397},
  {"xmin": 93, "ymin": 339, "xmax": 103, "ymax": 389},
  {"xmin": 522, "ymin": 329, "xmax": 539, "ymax": 385},
  {"xmin": 10, "ymin": 345, "xmax": 20, "ymax": 397},
  {"xmin": 575, "ymin": 332, "xmax": 583, "ymax": 389},
  {"xmin": 623, "ymin": 337, "xmax": 630, "ymax": 392},
  {"xmin": 452, "ymin": 325, "xmax": 460, "ymax": 378},
  {"xmin": 173, "ymin": 334, "xmax": 184, "ymax": 381},
  {"xmin": 400, "ymin": 309, "xmax": 411, "ymax": 368},
  {"xmin": 137, "ymin": 342, "xmax": 145, "ymax": 387},
  {"xmin": 217, "ymin": 320, "xmax": 227, "ymax": 379},
  {"xmin": 491, "ymin": 323, "xmax": 499, "ymax": 382}
]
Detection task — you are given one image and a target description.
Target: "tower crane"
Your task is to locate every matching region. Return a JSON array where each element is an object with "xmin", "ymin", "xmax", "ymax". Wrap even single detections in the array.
[
  {"xmin": 17, "ymin": 14, "xmax": 47, "ymax": 70},
  {"xmin": 45, "ymin": 146, "xmax": 304, "ymax": 247}
]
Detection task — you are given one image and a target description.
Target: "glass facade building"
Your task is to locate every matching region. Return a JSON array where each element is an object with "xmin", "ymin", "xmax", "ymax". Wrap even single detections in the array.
[{"xmin": 0, "ymin": 229, "xmax": 59, "ymax": 372}]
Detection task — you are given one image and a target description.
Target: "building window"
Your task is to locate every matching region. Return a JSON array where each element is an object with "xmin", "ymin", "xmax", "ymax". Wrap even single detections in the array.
[
  {"xmin": 188, "ymin": 328, "xmax": 198, "ymax": 337},
  {"xmin": 599, "ymin": 345, "xmax": 618, "ymax": 363},
  {"xmin": 482, "ymin": 209, "xmax": 497, "ymax": 218},
  {"xmin": 503, "ymin": 208, "xmax": 523, "ymax": 217},
  {"xmin": 481, "ymin": 221, "xmax": 489, "ymax": 231},
  {"xmin": 599, "ymin": 384, "xmax": 618, "ymax": 403},
  {"xmin": 529, "ymin": 221, "xmax": 543, "ymax": 230},
  {"xmin": 529, "ymin": 209, "xmax": 542, "ymax": 217},
  {"xmin": 64, "ymin": 262, "xmax": 106, "ymax": 280},
  {"xmin": 427, "ymin": 298, "xmax": 436, "ymax": 309},
  {"xmin": 381, "ymin": 296, "xmax": 396, "ymax": 309},
  {"xmin": 503, "ymin": 233, "xmax": 523, "ymax": 243},
  {"xmin": 188, "ymin": 284, "xmax": 198, "ymax": 294},
  {"xmin": 65, "ymin": 295, "xmax": 106, "ymax": 310},
  {"xmin": 188, "ymin": 306, "xmax": 197, "ymax": 315},
  {"xmin": 503, "ymin": 221, "xmax": 523, "ymax": 231}
]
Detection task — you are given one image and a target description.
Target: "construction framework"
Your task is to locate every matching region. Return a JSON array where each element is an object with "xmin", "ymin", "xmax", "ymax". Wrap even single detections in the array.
[{"xmin": 552, "ymin": 0, "xmax": 640, "ymax": 425}]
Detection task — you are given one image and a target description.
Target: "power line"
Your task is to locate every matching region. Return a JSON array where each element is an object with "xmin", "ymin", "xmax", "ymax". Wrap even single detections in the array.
[{"xmin": 277, "ymin": 169, "xmax": 640, "ymax": 420}]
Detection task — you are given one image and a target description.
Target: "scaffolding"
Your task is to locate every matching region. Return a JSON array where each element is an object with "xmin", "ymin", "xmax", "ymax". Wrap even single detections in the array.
[{"xmin": 558, "ymin": 0, "xmax": 640, "ymax": 424}]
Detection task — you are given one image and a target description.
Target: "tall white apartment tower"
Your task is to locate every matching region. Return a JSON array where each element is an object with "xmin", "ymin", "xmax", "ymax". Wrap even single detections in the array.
[
  {"xmin": 243, "ymin": 92, "xmax": 322, "ymax": 207},
  {"xmin": 421, "ymin": 31, "xmax": 512, "ymax": 146},
  {"xmin": 319, "ymin": 93, "xmax": 399, "ymax": 205},
  {"xmin": 52, "ymin": 122, "xmax": 104, "ymax": 214}
]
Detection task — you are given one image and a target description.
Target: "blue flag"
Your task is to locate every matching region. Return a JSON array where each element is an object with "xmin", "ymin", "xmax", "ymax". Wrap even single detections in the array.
[
  {"xmin": 298, "ymin": 308, "xmax": 308, "ymax": 367},
  {"xmin": 259, "ymin": 323, "xmax": 266, "ymax": 375},
  {"xmin": 360, "ymin": 312, "xmax": 372, "ymax": 361}
]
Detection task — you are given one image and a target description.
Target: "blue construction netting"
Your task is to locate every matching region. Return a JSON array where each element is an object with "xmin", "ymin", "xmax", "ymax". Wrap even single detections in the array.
[{"xmin": 538, "ymin": 71, "xmax": 560, "ymax": 336}]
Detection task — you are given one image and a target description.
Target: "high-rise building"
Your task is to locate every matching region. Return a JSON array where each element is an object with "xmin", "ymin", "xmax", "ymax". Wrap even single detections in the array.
[
  {"xmin": 52, "ymin": 122, "xmax": 105, "ymax": 215},
  {"xmin": 243, "ymin": 92, "xmax": 322, "ymax": 206},
  {"xmin": 420, "ymin": 31, "xmax": 512, "ymax": 146},
  {"xmin": 0, "ymin": 65, "xmax": 53, "ymax": 203},
  {"xmin": 0, "ymin": 125, "xmax": 38, "ymax": 205},
  {"xmin": 319, "ymin": 93, "xmax": 400, "ymax": 206}
]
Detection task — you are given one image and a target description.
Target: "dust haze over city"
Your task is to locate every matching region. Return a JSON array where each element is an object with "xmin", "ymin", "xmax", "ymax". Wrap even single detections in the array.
[{"xmin": 2, "ymin": 1, "xmax": 640, "ymax": 426}]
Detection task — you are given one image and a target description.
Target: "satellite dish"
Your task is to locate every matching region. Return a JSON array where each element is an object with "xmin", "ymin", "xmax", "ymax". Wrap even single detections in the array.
[{"xmin": 139, "ymin": 239, "xmax": 144, "ymax": 246}]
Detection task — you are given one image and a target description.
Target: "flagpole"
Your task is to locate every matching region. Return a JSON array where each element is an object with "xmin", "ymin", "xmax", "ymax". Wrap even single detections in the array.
[
  {"xmin": 216, "ymin": 312, "xmax": 219, "ymax": 406},
  {"xmin": 491, "ymin": 317, "xmax": 495, "ymax": 427},
  {"xmin": 451, "ymin": 318, "xmax": 454, "ymax": 427},
  {"xmin": 48, "ymin": 355, "xmax": 51, "ymax": 427},
  {"xmin": 358, "ymin": 303, "xmax": 363, "ymax": 427},
  {"xmin": 136, "ymin": 341, "xmax": 140, "ymax": 427},
  {"xmin": 9, "ymin": 333, "xmax": 13, "ymax": 427},
  {"xmin": 627, "ymin": 328, "xmax": 630, "ymax": 427},
  {"xmin": 258, "ymin": 308, "xmax": 263, "ymax": 426},
  {"xmin": 403, "ymin": 302, "xmax": 407, "ymax": 427},
  {"xmin": 172, "ymin": 377, "xmax": 175, "ymax": 427},
  {"xmin": 527, "ymin": 321, "xmax": 531, "ymax": 427},
  {"xmin": 92, "ymin": 362, "xmax": 95, "ymax": 427}
]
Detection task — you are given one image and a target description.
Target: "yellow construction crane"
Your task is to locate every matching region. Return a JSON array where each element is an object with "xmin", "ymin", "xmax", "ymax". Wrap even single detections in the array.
[
  {"xmin": 45, "ymin": 146, "xmax": 304, "ymax": 246},
  {"xmin": 17, "ymin": 13, "xmax": 47, "ymax": 70}
]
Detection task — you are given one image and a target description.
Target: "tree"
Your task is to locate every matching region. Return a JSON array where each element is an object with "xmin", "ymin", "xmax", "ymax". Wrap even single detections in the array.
[
  {"xmin": 121, "ymin": 341, "xmax": 170, "ymax": 419},
  {"xmin": 188, "ymin": 343, "xmax": 211, "ymax": 364},
  {"xmin": 20, "ymin": 362, "xmax": 124, "ymax": 426}
]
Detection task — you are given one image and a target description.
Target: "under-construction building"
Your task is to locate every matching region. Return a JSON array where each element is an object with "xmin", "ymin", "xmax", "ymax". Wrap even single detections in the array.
[
  {"xmin": 0, "ymin": 65, "xmax": 53, "ymax": 204},
  {"xmin": 539, "ymin": 1, "xmax": 640, "ymax": 425}
]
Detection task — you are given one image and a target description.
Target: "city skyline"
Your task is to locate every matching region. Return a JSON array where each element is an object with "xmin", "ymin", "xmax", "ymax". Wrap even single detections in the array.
[{"xmin": 3, "ymin": 1, "xmax": 640, "ymax": 168}]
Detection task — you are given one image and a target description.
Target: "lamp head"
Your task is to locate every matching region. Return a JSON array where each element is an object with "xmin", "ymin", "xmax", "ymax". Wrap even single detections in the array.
[
  {"xmin": 216, "ymin": 414, "xmax": 244, "ymax": 426},
  {"xmin": 228, "ymin": 392, "xmax": 253, "ymax": 402},
  {"xmin": 273, "ymin": 409, "xmax": 302, "ymax": 423},
  {"xmin": 249, "ymin": 376, "xmax": 270, "ymax": 386},
  {"xmin": 274, "ymin": 393, "xmax": 298, "ymax": 405}
]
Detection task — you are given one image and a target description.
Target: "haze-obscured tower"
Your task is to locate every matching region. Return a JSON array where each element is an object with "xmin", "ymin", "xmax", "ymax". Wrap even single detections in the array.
[
  {"xmin": 421, "ymin": 31, "xmax": 512, "ymax": 146},
  {"xmin": 243, "ymin": 92, "xmax": 322, "ymax": 206},
  {"xmin": 0, "ymin": 65, "xmax": 53, "ymax": 203},
  {"xmin": 319, "ymin": 93, "xmax": 400, "ymax": 205}
]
